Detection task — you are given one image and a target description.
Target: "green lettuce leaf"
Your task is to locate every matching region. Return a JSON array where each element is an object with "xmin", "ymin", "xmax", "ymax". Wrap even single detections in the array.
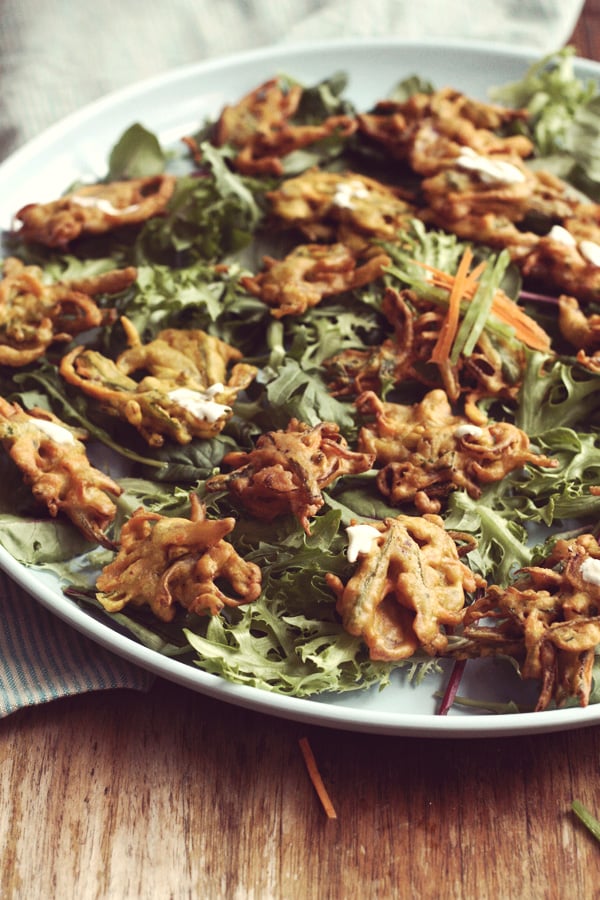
[
  {"xmin": 259, "ymin": 358, "xmax": 356, "ymax": 432},
  {"xmin": 443, "ymin": 490, "xmax": 532, "ymax": 585},
  {"xmin": 136, "ymin": 146, "xmax": 265, "ymax": 265},
  {"xmin": 107, "ymin": 123, "xmax": 168, "ymax": 179},
  {"xmin": 515, "ymin": 352, "xmax": 600, "ymax": 436},
  {"xmin": 490, "ymin": 47, "xmax": 600, "ymax": 196},
  {"xmin": 182, "ymin": 511, "xmax": 410, "ymax": 695}
]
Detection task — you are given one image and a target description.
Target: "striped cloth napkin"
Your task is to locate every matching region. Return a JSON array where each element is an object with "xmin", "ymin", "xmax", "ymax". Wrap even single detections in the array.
[
  {"xmin": 0, "ymin": 0, "xmax": 586, "ymax": 716},
  {"xmin": 0, "ymin": 578, "xmax": 154, "ymax": 716}
]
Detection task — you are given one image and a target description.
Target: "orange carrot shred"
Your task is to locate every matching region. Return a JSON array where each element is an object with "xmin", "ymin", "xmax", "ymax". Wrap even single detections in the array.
[
  {"xmin": 298, "ymin": 737, "xmax": 338, "ymax": 819},
  {"xmin": 490, "ymin": 289, "xmax": 551, "ymax": 352},
  {"xmin": 429, "ymin": 247, "xmax": 475, "ymax": 365},
  {"xmin": 414, "ymin": 254, "xmax": 551, "ymax": 355}
]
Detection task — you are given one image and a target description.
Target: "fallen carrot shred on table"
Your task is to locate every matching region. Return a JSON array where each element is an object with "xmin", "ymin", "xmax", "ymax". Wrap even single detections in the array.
[{"xmin": 298, "ymin": 737, "xmax": 338, "ymax": 820}]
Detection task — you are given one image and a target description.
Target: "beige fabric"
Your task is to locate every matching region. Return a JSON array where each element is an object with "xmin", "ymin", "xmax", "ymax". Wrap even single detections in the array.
[{"xmin": 0, "ymin": 0, "xmax": 585, "ymax": 161}]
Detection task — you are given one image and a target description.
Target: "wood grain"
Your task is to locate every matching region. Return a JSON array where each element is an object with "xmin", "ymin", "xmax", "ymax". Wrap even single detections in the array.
[
  {"xmin": 3, "ymin": 4, "xmax": 600, "ymax": 899},
  {"xmin": 2, "ymin": 680, "xmax": 600, "ymax": 899}
]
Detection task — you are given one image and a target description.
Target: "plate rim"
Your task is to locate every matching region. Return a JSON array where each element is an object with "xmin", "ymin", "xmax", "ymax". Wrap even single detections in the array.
[
  {"xmin": 4, "ymin": 36, "xmax": 599, "ymax": 171},
  {"xmin": 1, "ymin": 36, "xmax": 600, "ymax": 738}
]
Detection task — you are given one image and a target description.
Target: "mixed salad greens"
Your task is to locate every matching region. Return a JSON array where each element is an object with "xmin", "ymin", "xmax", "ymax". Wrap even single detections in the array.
[{"xmin": 2, "ymin": 47, "xmax": 600, "ymax": 712}]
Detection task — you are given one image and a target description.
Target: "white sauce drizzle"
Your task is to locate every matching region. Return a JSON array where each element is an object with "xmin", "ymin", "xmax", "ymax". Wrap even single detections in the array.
[
  {"xmin": 455, "ymin": 147, "xmax": 525, "ymax": 185},
  {"xmin": 70, "ymin": 195, "xmax": 141, "ymax": 216},
  {"xmin": 580, "ymin": 557, "xmax": 600, "ymax": 586},
  {"xmin": 31, "ymin": 418, "xmax": 77, "ymax": 446},
  {"xmin": 168, "ymin": 384, "xmax": 231, "ymax": 423},
  {"xmin": 454, "ymin": 424, "xmax": 484, "ymax": 439},
  {"xmin": 547, "ymin": 225, "xmax": 577, "ymax": 246},
  {"xmin": 346, "ymin": 524, "xmax": 381, "ymax": 563},
  {"xmin": 546, "ymin": 226, "xmax": 600, "ymax": 269},
  {"xmin": 332, "ymin": 179, "xmax": 370, "ymax": 209},
  {"xmin": 579, "ymin": 240, "xmax": 600, "ymax": 268}
]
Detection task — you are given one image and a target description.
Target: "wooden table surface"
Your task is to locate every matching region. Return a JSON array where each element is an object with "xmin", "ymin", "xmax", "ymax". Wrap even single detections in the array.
[{"xmin": 4, "ymin": 5, "xmax": 600, "ymax": 899}]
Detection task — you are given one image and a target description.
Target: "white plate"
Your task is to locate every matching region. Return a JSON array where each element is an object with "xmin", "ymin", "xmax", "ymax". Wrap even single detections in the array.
[{"xmin": 1, "ymin": 38, "xmax": 599, "ymax": 738}]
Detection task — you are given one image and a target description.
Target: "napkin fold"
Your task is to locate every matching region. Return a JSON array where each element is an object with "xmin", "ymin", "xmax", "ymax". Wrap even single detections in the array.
[
  {"xmin": 0, "ymin": 581, "xmax": 154, "ymax": 717},
  {"xmin": 0, "ymin": 0, "xmax": 587, "ymax": 716}
]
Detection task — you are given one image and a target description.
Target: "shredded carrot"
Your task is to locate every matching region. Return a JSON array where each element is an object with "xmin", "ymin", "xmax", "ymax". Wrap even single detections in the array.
[
  {"xmin": 429, "ymin": 247, "xmax": 476, "ymax": 365},
  {"xmin": 490, "ymin": 288, "xmax": 552, "ymax": 352},
  {"xmin": 414, "ymin": 255, "xmax": 551, "ymax": 355},
  {"xmin": 298, "ymin": 737, "xmax": 338, "ymax": 819}
]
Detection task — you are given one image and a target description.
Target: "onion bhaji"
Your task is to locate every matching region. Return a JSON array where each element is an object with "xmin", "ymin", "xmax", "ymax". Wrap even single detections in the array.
[
  {"xmin": 551, "ymin": 285, "xmax": 600, "ymax": 372},
  {"xmin": 357, "ymin": 88, "xmax": 532, "ymax": 176},
  {"xmin": 241, "ymin": 241, "xmax": 390, "ymax": 317},
  {"xmin": 326, "ymin": 513, "xmax": 484, "ymax": 659},
  {"xmin": 266, "ymin": 169, "xmax": 415, "ymax": 249},
  {"xmin": 521, "ymin": 215, "xmax": 600, "ymax": 303},
  {"xmin": 205, "ymin": 418, "xmax": 375, "ymax": 533},
  {"xmin": 324, "ymin": 286, "xmax": 524, "ymax": 415},
  {"xmin": 356, "ymin": 388, "xmax": 558, "ymax": 514},
  {"xmin": 59, "ymin": 318, "xmax": 257, "ymax": 447},
  {"xmin": 0, "ymin": 257, "xmax": 132, "ymax": 366},
  {"xmin": 558, "ymin": 293, "xmax": 600, "ymax": 373},
  {"xmin": 420, "ymin": 161, "xmax": 581, "ymax": 259},
  {"xmin": 0, "ymin": 398, "xmax": 122, "ymax": 547},
  {"xmin": 459, "ymin": 533, "xmax": 600, "ymax": 710},
  {"xmin": 212, "ymin": 77, "xmax": 357, "ymax": 175},
  {"xmin": 355, "ymin": 87, "xmax": 600, "ymax": 301},
  {"xmin": 417, "ymin": 147, "xmax": 600, "ymax": 301},
  {"xmin": 96, "ymin": 494, "xmax": 262, "ymax": 621},
  {"xmin": 14, "ymin": 174, "xmax": 176, "ymax": 248}
]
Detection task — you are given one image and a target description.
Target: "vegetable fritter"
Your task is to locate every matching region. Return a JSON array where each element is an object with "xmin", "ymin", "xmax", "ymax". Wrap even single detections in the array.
[
  {"xmin": 459, "ymin": 534, "xmax": 600, "ymax": 710},
  {"xmin": 59, "ymin": 318, "xmax": 257, "ymax": 447},
  {"xmin": 324, "ymin": 286, "xmax": 528, "ymax": 414},
  {"xmin": 0, "ymin": 398, "xmax": 122, "ymax": 547},
  {"xmin": 206, "ymin": 418, "xmax": 375, "ymax": 534},
  {"xmin": 213, "ymin": 76, "xmax": 357, "ymax": 175},
  {"xmin": 241, "ymin": 241, "xmax": 390, "ymax": 317},
  {"xmin": 14, "ymin": 174, "xmax": 176, "ymax": 247},
  {"xmin": 326, "ymin": 513, "xmax": 484, "ymax": 659},
  {"xmin": 96, "ymin": 494, "xmax": 262, "ymax": 621},
  {"xmin": 0, "ymin": 256, "xmax": 132, "ymax": 366},
  {"xmin": 357, "ymin": 388, "xmax": 558, "ymax": 514},
  {"xmin": 266, "ymin": 169, "xmax": 415, "ymax": 249},
  {"xmin": 357, "ymin": 87, "xmax": 532, "ymax": 176}
]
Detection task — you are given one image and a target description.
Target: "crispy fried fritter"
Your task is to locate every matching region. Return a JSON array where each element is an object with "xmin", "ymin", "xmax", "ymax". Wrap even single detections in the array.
[
  {"xmin": 14, "ymin": 174, "xmax": 176, "ymax": 247},
  {"xmin": 419, "ymin": 161, "xmax": 577, "ymax": 259},
  {"xmin": 460, "ymin": 533, "xmax": 600, "ymax": 710},
  {"xmin": 553, "ymin": 291, "xmax": 600, "ymax": 373},
  {"xmin": 59, "ymin": 318, "xmax": 257, "ymax": 447},
  {"xmin": 356, "ymin": 388, "xmax": 557, "ymax": 514},
  {"xmin": 115, "ymin": 318, "xmax": 252, "ymax": 388},
  {"xmin": 324, "ymin": 287, "xmax": 524, "ymax": 415},
  {"xmin": 266, "ymin": 169, "xmax": 414, "ymax": 248},
  {"xmin": 96, "ymin": 494, "xmax": 262, "ymax": 621},
  {"xmin": 326, "ymin": 513, "xmax": 483, "ymax": 659},
  {"xmin": 357, "ymin": 88, "xmax": 532, "ymax": 176},
  {"xmin": 205, "ymin": 418, "xmax": 375, "ymax": 533},
  {"xmin": 558, "ymin": 293, "xmax": 600, "ymax": 349},
  {"xmin": 522, "ymin": 216, "xmax": 600, "ymax": 304},
  {"xmin": 355, "ymin": 87, "xmax": 600, "ymax": 301},
  {"xmin": 213, "ymin": 77, "xmax": 357, "ymax": 176},
  {"xmin": 0, "ymin": 398, "xmax": 122, "ymax": 547},
  {"xmin": 241, "ymin": 242, "xmax": 390, "ymax": 317},
  {"xmin": 0, "ymin": 257, "xmax": 131, "ymax": 366}
]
